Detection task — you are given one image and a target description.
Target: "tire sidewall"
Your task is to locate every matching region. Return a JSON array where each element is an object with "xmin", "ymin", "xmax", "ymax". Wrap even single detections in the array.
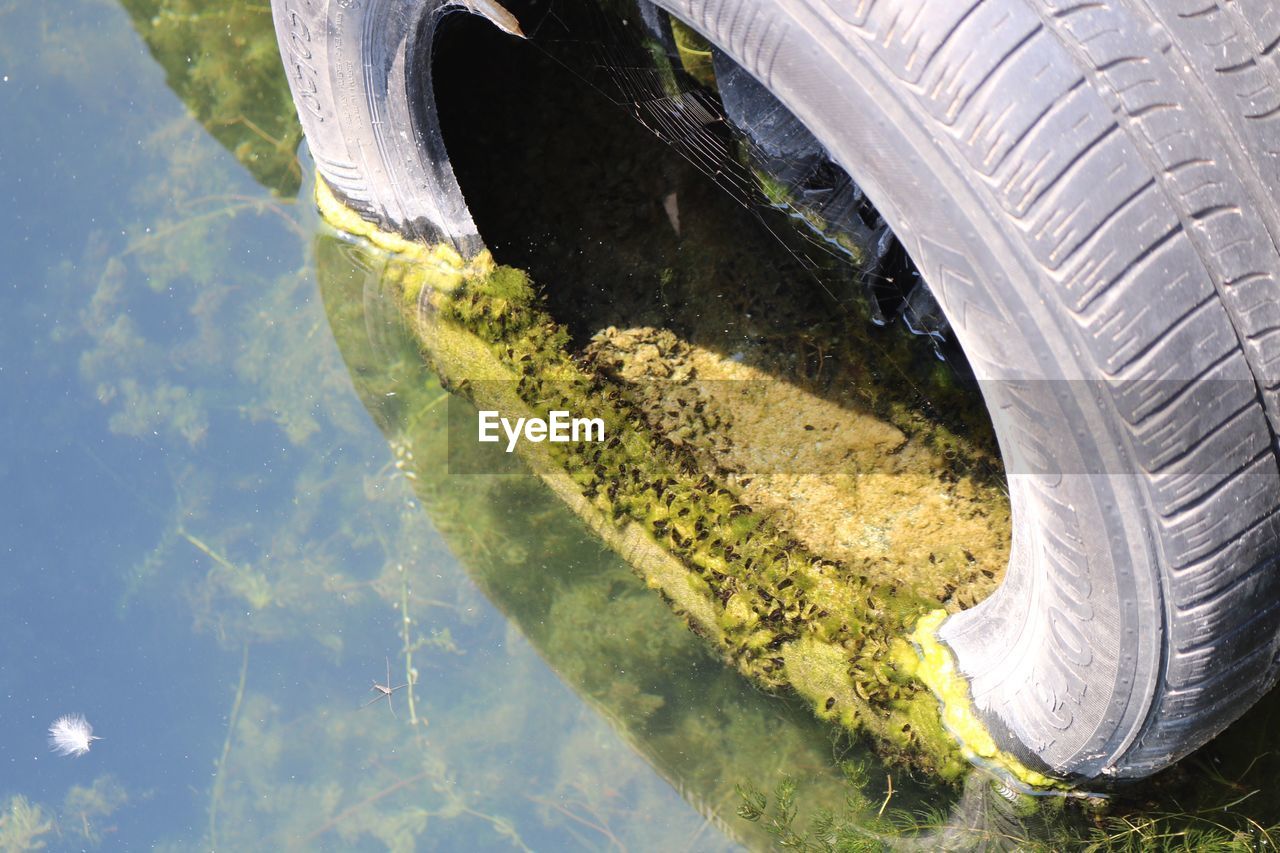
[{"xmin": 651, "ymin": 0, "xmax": 1163, "ymax": 776}]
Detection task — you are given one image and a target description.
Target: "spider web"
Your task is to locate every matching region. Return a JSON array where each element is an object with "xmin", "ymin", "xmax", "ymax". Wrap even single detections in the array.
[{"xmin": 519, "ymin": 0, "xmax": 959, "ymax": 360}]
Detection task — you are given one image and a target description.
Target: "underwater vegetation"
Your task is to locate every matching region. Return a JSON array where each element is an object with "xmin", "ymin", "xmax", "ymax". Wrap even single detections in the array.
[
  {"xmin": 735, "ymin": 759, "xmax": 1280, "ymax": 852},
  {"xmin": 0, "ymin": 797, "xmax": 53, "ymax": 853},
  {"xmin": 312, "ymin": 170, "xmax": 1032, "ymax": 785},
  {"xmin": 0, "ymin": 777, "xmax": 128, "ymax": 851},
  {"xmin": 8, "ymin": 0, "xmax": 1280, "ymax": 847},
  {"xmin": 119, "ymin": 0, "xmax": 303, "ymax": 196}
]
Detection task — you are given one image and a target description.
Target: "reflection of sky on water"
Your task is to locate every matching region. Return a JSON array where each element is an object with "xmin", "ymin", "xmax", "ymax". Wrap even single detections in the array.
[
  {"xmin": 0, "ymin": 2, "xmax": 759, "ymax": 847},
  {"xmin": 24, "ymin": 1, "xmax": 1280, "ymax": 848}
]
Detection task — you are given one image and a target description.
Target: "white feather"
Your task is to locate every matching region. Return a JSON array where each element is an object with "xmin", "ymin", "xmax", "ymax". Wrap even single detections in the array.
[{"xmin": 48, "ymin": 713, "xmax": 99, "ymax": 757}]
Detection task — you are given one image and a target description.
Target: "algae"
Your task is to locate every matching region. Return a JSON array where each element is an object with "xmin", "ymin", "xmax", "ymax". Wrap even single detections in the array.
[
  {"xmin": 583, "ymin": 326, "xmax": 1009, "ymax": 609},
  {"xmin": 908, "ymin": 610, "xmax": 1061, "ymax": 791},
  {"xmin": 314, "ymin": 231, "xmax": 947, "ymax": 850},
  {"xmin": 311, "ymin": 172, "xmax": 1022, "ymax": 781}
]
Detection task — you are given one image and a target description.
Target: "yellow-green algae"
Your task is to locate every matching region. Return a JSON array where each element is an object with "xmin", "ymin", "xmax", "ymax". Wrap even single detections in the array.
[
  {"xmin": 908, "ymin": 609, "xmax": 1066, "ymax": 791},
  {"xmin": 314, "ymin": 177, "xmax": 495, "ymax": 297},
  {"xmin": 313, "ymin": 175, "xmax": 1047, "ymax": 786},
  {"xmin": 668, "ymin": 17, "xmax": 717, "ymax": 91}
]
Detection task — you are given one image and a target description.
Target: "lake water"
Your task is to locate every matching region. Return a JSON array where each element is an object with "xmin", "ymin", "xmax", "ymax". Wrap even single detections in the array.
[
  {"xmin": 5, "ymin": 1, "xmax": 1280, "ymax": 851},
  {"xmin": 0, "ymin": 1, "xmax": 892, "ymax": 849}
]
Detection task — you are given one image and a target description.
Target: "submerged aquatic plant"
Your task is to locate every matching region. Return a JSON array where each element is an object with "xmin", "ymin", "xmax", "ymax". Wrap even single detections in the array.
[
  {"xmin": 60, "ymin": 776, "xmax": 129, "ymax": 846},
  {"xmin": 119, "ymin": 0, "xmax": 303, "ymax": 195},
  {"xmin": 735, "ymin": 768, "xmax": 1280, "ymax": 853},
  {"xmin": 0, "ymin": 780, "xmax": 127, "ymax": 849},
  {"xmin": 0, "ymin": 795, "xmax": 53, "ymax": 852}
]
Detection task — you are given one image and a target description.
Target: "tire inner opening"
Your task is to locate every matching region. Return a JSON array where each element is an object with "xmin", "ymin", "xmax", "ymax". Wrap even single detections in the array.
[{"xmin": 432, "ymin": 2, "xmax": 1012, "ymax": 612}]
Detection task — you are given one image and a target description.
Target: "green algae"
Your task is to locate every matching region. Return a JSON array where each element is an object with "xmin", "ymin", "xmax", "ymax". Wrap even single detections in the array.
[
  {"xmin": 315, "ymin": 231, "xmax": 942, "ymax": 850},
  {"xmin": 908, "ymin": 610, "xmax": 1063, "ymax": 791},
  {"xmin": 311, "ymin": 175, "xmax": 1003, "ymax": 781}
]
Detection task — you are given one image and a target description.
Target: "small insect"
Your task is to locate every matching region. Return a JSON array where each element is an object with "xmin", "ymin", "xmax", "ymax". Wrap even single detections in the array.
[
  {"xmin": 48, "ymin": 714, "xmax": 100, "ymax": 757},
  {"xmin": 362, "ymin": 657, "xmax": 409, "ymax": 719}
]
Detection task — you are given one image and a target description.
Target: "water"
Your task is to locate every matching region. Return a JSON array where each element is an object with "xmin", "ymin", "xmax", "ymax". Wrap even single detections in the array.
[
  {"xmin": 8, "ymin": 1, "xmax": 1280, "ymax": 851},
  {"xmin": 0, "ymin": 3, "xmax": 650, "ymax": 849},
  {"xmin": 0, "ymin": 1, "xmax": 891, "ymax": 849}
]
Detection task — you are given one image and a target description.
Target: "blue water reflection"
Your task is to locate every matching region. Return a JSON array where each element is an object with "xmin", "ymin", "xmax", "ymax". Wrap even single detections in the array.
[{"xmin": 0, "ymin": 2, "xmax": 764, "ymax": 847}]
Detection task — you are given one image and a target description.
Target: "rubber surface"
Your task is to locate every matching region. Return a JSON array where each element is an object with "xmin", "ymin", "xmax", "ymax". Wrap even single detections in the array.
[
  {"xmin": 272, "ymin": 0, "xmax": 1280, "ymax": 779},
  {"xmin": 271, "ymin": 0, "xmax": 483, "ymax": 253},
  {"xmin": 647, "ymin": 0, "xmax": 1280, "ymax": 779}
]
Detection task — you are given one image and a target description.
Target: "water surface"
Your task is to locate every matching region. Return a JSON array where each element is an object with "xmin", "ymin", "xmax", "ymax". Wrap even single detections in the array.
[{"xmin": 6, "ymin": 2, "xmax": 1280, "ymax": 851}]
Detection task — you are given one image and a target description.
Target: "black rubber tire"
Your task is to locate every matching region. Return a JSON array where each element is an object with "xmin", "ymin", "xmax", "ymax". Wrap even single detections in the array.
[
  {"xmin": 271, "ymin": 0, "xmax": 485, "ymax": 252},
  {"xmin": 667, "ymin": 0, "xmax": 1280, "ymax": 782},
  {"xmin": 272, "ymin": 0, "xmax": 1280, "ymax": 780}
]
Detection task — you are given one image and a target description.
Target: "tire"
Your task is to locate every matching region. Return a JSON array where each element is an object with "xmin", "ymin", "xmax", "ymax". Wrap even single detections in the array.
[
  {"xmin": 272, "ymin": 0, "xmax": 1280, "ymax": 780},
  {"xmin": 271, "ymin": 0, "xmax": 486, "ymax": 253}
]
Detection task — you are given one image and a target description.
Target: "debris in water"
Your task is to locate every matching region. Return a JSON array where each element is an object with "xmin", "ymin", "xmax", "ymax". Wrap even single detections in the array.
[
  {"xmin": 48, "ymin": 714, "xmax": 100, "ymax": 757},
  {"xmin": 664, "ymin": 191, "xmax": 681, "ymax": 236}
]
